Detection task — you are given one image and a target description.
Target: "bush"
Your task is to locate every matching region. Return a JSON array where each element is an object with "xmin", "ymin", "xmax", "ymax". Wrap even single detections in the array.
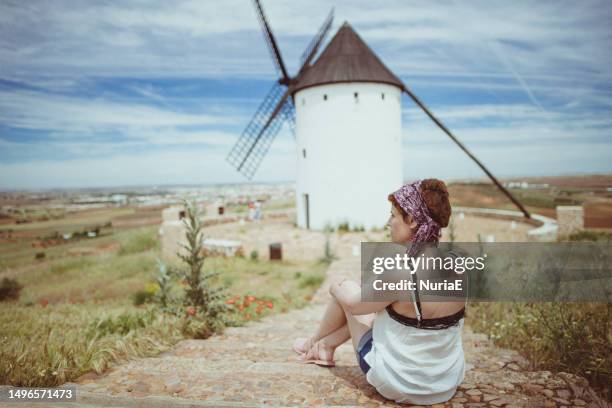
[
  {"xmin": 172, "ymin": 199, "xmax": 229, "ymax": 339},
  {"xmin": 299, "ymin": 274, "xmax": 325, "ymax": 289},
  {"xmin": 0, "ymin": 278, "xmax": 23, "ymax": 302},
  {"xmin": 88, "ymin": 310, "xmax": 155, "ymax": 337},
  {"xmin": 250, "ymin": 250, "xmax": 259, "ymax": 261},
  {"xmin": 337, "ymin": 222, "xmax": 350, "ymax": 232},
  {"xmin": 131, "ymin": 290, "xmax": 154, "ymax": 306},
  {"xmin": 469, "ymin": 302, "xmax": 611, "ymax": 398}
]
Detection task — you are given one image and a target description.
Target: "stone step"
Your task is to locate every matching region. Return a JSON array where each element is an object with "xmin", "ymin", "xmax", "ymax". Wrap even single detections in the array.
[
  {"xmin": 85, "ymin": 358, "xmax": 358, "ymax": 382},
  {"xmin": 28, "ymin": 390, "xmax": 270, "ymax": 408}
]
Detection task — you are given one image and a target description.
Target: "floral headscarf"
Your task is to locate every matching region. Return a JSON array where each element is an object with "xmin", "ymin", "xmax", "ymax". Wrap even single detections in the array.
[{"xmin": 391, "ymin": 179, "xmax": 442, "ymax": 258}]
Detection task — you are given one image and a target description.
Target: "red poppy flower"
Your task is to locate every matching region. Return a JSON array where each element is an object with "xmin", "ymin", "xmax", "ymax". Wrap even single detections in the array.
[{"xmin": 267, "ymin": 302, "xmax": 273, "ymax": 309}]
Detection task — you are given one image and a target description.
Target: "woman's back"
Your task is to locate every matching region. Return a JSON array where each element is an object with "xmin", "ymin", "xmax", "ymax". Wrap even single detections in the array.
[
  {"xmin": 362, "ymin": 306, "xmax": 465, "ymax": 405},
  {"xmin": 361, "ymin": 245, "xmax": 467, "ymax": 404}
]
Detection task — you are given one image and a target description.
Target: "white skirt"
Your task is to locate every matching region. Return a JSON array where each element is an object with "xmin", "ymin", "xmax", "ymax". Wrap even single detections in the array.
[{"xmin": 362, "ymin": 308, "xmax": 466, "ymax": 405}]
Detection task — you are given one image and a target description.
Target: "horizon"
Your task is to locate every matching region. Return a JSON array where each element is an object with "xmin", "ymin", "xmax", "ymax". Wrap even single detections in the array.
[{"xmin": 1, "ymin": 170, "xmax": 609, "ymax": 194}]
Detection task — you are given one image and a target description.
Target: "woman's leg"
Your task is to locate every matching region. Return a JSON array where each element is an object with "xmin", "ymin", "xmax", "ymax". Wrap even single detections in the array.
[
  {"xmin": 333, "ymin": 280, "xmax": 376, "ymax": 351},
  {"xmin": 307, "ymin": 295, "xmax": 348, "ymax": 345},
  {"xmin": 300, "ymin": 280, "xmax": 375, "ymax": 360}
]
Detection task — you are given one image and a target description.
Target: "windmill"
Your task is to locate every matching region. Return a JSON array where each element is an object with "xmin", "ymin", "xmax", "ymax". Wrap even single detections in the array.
[{"xmin": 227, "ymin": 0, "xmax": 530, "ymax": 230}]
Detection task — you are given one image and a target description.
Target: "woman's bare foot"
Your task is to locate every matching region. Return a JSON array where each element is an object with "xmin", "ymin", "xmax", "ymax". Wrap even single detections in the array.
[{"xmin": 292, "ymin": 337, "xmax": 315, "ymax": 355}]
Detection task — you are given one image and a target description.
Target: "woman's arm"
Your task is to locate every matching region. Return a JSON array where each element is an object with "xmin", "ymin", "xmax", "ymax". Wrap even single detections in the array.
[{"xmin": 329, "ymin": 279, "xmax": 393, "ymax": 315}]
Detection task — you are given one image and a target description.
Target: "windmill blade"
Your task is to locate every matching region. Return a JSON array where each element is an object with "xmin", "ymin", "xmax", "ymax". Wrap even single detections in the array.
[
  {"xmin": 402, "ymin": 85, "xmax": 532, "ymax": 219},
  {"xmin": 282, "ymin": 97, "xmax": 296, "ymax": 137},
  {"xmin": 297, "ymin": 7, "xmax": 334, "ymax": 75},
  {"xmin": 252, "ymin": 0, "xmax": 290, "ymax": 83},
  {"xmin": 226, "ymin": 83, "xmax": 292, "ymax": 180}
]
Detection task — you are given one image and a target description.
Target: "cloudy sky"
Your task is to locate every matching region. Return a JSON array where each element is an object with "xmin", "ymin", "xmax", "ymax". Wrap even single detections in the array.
[{"xmin": 1, "ymin": 0, "xmax": 611, "ymax": 189}]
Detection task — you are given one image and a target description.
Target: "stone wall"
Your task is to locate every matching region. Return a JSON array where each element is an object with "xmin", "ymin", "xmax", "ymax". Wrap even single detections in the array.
[{"xmin": 556, "ymin": 205, "xmax": 584, "ymax": 239}]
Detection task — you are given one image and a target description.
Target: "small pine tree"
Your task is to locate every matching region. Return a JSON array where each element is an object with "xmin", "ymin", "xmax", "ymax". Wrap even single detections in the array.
[{"xmin": 174, "ymin": 199, "xmax": 229, "ymax": 338}]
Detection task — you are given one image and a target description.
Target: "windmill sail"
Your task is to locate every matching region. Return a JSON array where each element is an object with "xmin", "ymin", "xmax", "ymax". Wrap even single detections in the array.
[
  {"xmin": 227, "ymin": 2, "xmax": 333, "ymax": 179},
  {"xmin": 252, "ymin": 0, "xmax": 289, "ymax": 83},
  {"xmin": 226, "ymin": 82, "xmax": 291, "ymax": 180},
  {"xmin": 401, "ymin": 85, "xmax": 531, "ymax": 218},
  {"xmin": 298, "ymin": 8, "xmax": 334, "ymax": 73}
]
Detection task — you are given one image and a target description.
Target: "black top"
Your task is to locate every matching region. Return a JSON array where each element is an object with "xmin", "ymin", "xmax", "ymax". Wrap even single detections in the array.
[
  {"xmin": 385, "ymin": 248, "xmax": 466, "ymax": 330},
  {"xmin": 385, "ymin": 304, "xmax": 465, "ymax": 330}
]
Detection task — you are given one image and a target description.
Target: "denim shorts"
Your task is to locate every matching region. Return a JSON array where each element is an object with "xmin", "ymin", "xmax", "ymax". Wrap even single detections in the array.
[{"xmin": 356, "ymin": 328, "xmax": 373, "ymax": 374}]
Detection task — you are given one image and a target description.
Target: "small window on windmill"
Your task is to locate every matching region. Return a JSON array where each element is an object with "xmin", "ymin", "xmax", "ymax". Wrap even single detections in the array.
[
  {"xmin": 323, "ymin": 94, "xmax": 327, "ymax": 101},
  {"xmin": 302, "ymin": 148, "xmax": 307, "ymax": 159},
  {"xmin": 381, "ymin": 93, "xmax": 385, "ymax": 100},
  {"xmin": 354, "ymin": 92, "xmax": 359, "ymax": 101}
]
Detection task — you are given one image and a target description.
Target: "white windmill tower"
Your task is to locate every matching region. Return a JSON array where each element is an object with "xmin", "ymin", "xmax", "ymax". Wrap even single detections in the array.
[{"xmin": 227, "ymin": 0, "xmax": 532, "ymax": 230}]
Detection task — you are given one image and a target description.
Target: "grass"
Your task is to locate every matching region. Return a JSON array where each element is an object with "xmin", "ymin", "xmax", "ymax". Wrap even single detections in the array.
[
  {"xmin": 466, "ymin": 227, "xmax": 612, "ymax": 399},
  {"xmin": 467, "ymin": 302, "xmax": 611, "ymax": 399},
  {"xmin": 0, "ymin": 302, "xmax": 184, "ymax": 386},
  {"xmin": 566, "ymin": 229, "xmax": 612, "ymax": 242},
  {"xmin": 117, "ymin": 228, "xmax": 159, "ymax": 255},
  {"xmin": 1, "ymin": 225, "xmax": 328, "ymax": 387}
]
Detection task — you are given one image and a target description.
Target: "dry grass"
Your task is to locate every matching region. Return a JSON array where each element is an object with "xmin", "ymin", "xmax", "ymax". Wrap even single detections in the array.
[{"xmin": 1, "ymin": 225, "xmax": 328, "ymax": 386}]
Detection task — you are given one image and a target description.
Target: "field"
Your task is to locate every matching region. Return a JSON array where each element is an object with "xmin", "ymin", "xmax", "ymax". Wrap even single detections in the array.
[{"xmin": 448, "ymin": 174, "xmax": 612, "ymax": 228}]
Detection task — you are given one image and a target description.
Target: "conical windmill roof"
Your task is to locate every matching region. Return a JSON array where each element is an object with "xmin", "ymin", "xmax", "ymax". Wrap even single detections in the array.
[{"xmin": 292, "ymin": 22, "xmax": 404, "ymax": 93}]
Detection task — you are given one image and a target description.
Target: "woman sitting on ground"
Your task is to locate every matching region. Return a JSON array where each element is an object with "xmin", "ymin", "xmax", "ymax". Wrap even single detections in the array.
[{"xmin": 293, "ymin": 178, "xmax": 466, "ymax": 405}]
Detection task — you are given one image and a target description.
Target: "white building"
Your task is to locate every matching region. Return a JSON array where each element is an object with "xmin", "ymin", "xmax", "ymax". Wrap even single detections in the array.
[{"xmin": 292, "ymin": 23, "xmax": 404, "ymax": 230}]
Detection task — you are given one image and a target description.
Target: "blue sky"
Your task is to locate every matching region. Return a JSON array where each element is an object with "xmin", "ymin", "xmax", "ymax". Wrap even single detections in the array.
[{"xmin": 1, "ymin": 0, "xmax": 611, "ymax": 189}]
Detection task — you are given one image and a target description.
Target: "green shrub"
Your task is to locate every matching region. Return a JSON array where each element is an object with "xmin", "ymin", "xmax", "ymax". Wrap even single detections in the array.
[
  {"xmin": 338, "ymin": 222, "xmax": 350, "ymax": 232},
  {"xmin": 131, "ymin": 290, "xmax": 154, "ymax": 306},
  {"xmin": 250, "ymin": 250, "xmax": 259, "ymax": 261},
  {"xmin": 299, "ymin": 274, "xmax": 324, "ymax": 289},
  {"xmin": 88, "ymin": 310, "xmax": 155, "ymax": 337},
  {"xmin": 469, "ymin": 302, "xmax": 610, "ymax": 396},
  {"xmin": 172, "ymin": 199, "xmax": 229, "ymax": 339},
  {"xmin": 0, "ymin": 278, "xmax": 23, "ymax": 301}
]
